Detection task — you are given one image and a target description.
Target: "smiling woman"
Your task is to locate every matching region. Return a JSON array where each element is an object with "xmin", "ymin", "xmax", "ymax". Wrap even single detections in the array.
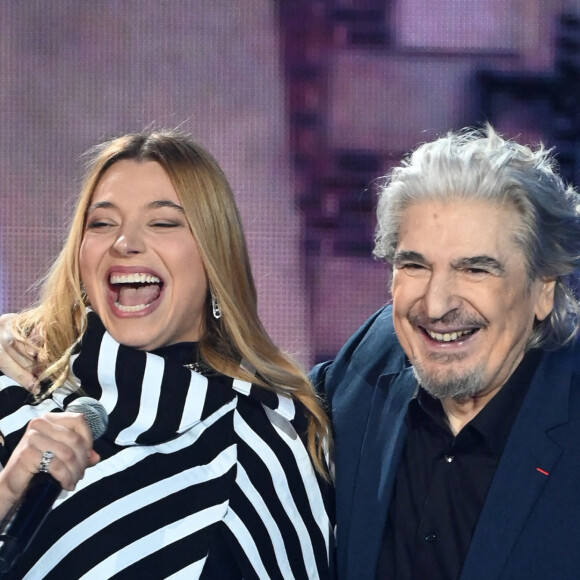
[
  {"xmin": 0, "ymin": 131, "xmax": 333, "ymax": 579},
  {"xmin": 80, "ymin": 159, "xmax": 208, "ymax": 350}
]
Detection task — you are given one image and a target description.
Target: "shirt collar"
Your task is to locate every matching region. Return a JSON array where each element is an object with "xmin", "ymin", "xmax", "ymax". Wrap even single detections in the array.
[
  {"xmin": 470, "ymin": 348, "xmax": 542, "ymax": 455},
  {"xmin": 410, "ymin": 349, "xmax": 543, "ymax": 455}
]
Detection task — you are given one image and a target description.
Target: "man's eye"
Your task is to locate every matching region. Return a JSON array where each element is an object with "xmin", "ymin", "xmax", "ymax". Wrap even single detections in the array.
[
  {"xmin": 460, "ymin": 267, "xmax": 492, "ymax": 280},
  {"xmin": 464, "ymin": 267, "xmax": 490, "ymax": 275},
  {"xmin": 397, "ymin": 263, "xmax": 429, "ymax": 276}
]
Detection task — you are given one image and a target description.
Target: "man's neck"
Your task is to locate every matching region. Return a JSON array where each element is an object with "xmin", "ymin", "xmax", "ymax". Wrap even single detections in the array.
[{"xmin": 441, "ymin": 386, "xmax": 502, "ymax": 435}]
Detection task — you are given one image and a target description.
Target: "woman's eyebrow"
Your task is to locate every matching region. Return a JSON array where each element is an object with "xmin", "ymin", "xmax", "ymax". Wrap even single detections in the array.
[
  {"xmin": 85, "ymin": 200, "xmax": 185, "ymax": 213},
  {"xmin": 86, "ymin": 201, "xmax": 114, "ymax": 213},
  {"xmin": 147, "ymin": 200, "xmax": 185, "ymax": 213}
]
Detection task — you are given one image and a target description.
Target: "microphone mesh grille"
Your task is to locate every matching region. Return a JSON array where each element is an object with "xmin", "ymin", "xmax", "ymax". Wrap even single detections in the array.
[{"xmin": 66, "ymin": 397, "xmax": 108, "ymax": 440}]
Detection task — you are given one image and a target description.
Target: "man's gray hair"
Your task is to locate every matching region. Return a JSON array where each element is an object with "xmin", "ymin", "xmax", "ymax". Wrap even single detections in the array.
[{"xmin": 374, "ymin": 125, "xmax": 580, "ymax": 349}]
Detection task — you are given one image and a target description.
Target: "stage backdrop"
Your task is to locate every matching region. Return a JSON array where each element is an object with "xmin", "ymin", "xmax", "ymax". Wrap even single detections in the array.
[
  {"xmin": 0, "ymin": 1, "xmax": 313, "ymax": 364},
  {"xmin": 1, "ymin": 0, "xmax": 577, "ymax": 366}
]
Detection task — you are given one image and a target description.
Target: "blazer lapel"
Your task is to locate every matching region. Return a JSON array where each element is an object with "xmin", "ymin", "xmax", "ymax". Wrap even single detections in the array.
[
  {"xmin": 460, "ymin": 348, "xmax": 573, "ymax": 579},
  {"xmin": 345, "ymin": 367, "xmax": 416, "ymax": 579}
]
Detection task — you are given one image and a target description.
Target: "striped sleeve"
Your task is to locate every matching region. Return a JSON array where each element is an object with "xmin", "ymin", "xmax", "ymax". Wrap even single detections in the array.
[
  {"xmin": 220, "ymin": 390, "xmax": 334, "ymax": 580},
  {"xmin": 0, "ymin": 374, "xmax": 61, "ymax": 461}
]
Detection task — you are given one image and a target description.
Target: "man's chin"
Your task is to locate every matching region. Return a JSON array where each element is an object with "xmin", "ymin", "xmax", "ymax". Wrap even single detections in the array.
[{"xmin": 412, "ymin": 362, "xmax": 486, "ymax": 401}]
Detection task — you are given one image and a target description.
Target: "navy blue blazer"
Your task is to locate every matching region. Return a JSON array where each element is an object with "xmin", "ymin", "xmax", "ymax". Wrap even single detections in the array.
[{"xmin": 311, "ymin": 304, "xmax": 580, "ymax": 580}]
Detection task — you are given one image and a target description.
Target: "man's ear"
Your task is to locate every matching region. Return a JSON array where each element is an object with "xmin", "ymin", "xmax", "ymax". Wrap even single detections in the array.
[{"xmin": 535, "ymin": 278, "xmax": 556, "ymax": 321}]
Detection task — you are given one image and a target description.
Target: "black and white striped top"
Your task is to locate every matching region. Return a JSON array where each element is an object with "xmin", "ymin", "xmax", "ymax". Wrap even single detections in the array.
[{"xmin": 0, "ymin": 313, "xmax": 334, "ymax": 579}]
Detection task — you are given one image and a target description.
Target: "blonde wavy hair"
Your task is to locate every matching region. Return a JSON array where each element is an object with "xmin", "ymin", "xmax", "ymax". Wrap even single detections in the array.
[{"xmin": 13, "ymin": 130, "xmax": 331, "ymax": 476}]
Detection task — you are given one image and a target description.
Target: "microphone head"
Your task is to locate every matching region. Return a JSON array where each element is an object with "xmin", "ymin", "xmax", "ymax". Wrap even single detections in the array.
[{"xmin": 66, "ymin": 397, "xmax": 108, "ymax": 440}]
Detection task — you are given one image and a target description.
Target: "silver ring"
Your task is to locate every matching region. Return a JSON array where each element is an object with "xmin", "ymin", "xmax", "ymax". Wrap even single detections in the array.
[{"xmin": 39, "ymin": 450, "xmax": 55, "ymax": 473}]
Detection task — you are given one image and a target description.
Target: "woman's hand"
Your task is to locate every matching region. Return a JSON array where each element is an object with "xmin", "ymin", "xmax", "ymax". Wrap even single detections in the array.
[
  {"xmin": 0, "ymin": 314, "xmax": 39, "ymax": 392},
  {"xmin": 0, "ymin": 411, "xmax": 100, "ymax": 520}
]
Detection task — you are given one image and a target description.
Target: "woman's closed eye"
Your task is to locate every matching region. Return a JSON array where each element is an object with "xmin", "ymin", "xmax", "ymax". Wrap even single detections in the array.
[
  {"xmin": 151, "ymin": 221, "xmax": 181, "ymax": 228},
  {"xmin": 149, "ymin": 220, "xmax": 185, "ymax": 229},
  {"xmin": 86, "ymin": 219, "xmax": 116, "ymax": 230}
]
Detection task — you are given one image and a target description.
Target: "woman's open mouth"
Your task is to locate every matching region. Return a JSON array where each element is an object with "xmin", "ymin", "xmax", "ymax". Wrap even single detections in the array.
[{"xmin": 108, "ymin": 272, "xmax": 164, "ymax": 313}]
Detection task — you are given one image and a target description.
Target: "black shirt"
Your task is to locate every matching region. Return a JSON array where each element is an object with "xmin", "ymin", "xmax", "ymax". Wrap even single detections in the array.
[{"xmin": 376, "ymin": 349, "xmax": 542, "ymax": 580}]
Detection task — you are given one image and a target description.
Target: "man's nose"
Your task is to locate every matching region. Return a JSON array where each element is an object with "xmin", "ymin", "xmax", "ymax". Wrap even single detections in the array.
[
  {"xmin": 112, "ymin": 225, "xmax": 146, "ymax": 256},
  {"xmin": 422, "ymin": 270, "xmax": 461, "ymax": 320}
]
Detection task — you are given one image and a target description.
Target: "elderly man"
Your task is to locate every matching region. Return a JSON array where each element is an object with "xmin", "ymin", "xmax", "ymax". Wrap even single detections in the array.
[{"xmin": 311, "ymin": 126, "xmax": 580, "ymax": 580}]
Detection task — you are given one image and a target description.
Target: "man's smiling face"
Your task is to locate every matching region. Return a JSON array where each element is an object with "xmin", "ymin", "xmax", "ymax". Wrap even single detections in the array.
[{"xmin": 391, "ymin": 199, "xmax": 555, "ymax": 401}]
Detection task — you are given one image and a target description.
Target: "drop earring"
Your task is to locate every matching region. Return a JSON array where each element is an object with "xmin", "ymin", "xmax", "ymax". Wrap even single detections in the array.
[{"xmin": 211, "ymin": 293, "xmax": 222, "ymax": 319}]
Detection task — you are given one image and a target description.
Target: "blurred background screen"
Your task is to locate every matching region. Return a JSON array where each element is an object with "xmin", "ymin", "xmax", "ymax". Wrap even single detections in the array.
[{"xmin": 1, "ymin": 0, "xmax": 578, "ymax": 366}]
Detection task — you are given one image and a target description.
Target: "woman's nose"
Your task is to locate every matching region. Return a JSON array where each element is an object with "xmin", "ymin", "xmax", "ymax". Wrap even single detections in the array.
[{"xmin": 112, "ymin": 225, "xmax": 145, "ymax": 256}]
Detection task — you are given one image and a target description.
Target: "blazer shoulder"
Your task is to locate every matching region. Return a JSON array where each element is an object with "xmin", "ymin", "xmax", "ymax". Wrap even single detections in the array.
[{"xmin": 311, "ymin": 304, "xmax": 408, "ymax": 398}]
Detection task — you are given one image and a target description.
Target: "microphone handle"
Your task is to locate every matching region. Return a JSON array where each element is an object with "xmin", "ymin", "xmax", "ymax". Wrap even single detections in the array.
[{"xmin": 0, "ymin": 472, "xmax": 61, "ymax": 574}]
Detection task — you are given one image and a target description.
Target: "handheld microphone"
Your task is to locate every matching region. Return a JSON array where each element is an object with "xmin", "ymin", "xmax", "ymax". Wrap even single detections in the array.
[{"xmin": 0, "ymin": 397, "xmax": 108, "ymax": 573}]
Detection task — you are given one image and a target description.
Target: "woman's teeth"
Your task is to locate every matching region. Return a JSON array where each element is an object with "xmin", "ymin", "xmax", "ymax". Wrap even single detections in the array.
[
  {"xmin": 115, "ymin": 302, "xmax": 150, "ymax": 312},
  {"xmin": 110, "ymin": 273, "xmax": 161, "ymax": 284}
]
